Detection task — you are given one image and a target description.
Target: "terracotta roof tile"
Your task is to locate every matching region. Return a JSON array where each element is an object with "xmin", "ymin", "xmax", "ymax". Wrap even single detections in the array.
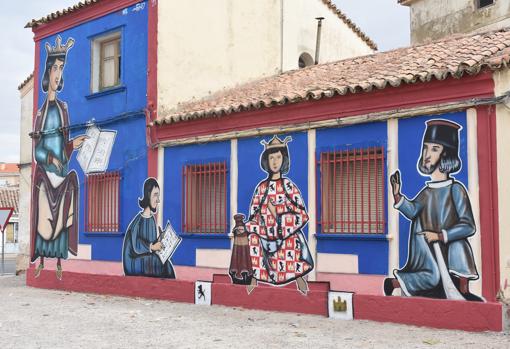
[
  {"xmin": 320, "ymin": 0, "xmax": 377, "ymax": 50},
  {"xmin": 25, "ymin": 0, "xmax": 102, "ymax": 28},
  {"xmin": 154, "ymin": 28, "xmax": 510, "ymax": 126},
  {"xmin": 18, "ymin": 73, "xmax": 34, "ymax": 91},
  {"xmin": 0, "ymin": 188, "xmax": 19, "ymax": 214}
]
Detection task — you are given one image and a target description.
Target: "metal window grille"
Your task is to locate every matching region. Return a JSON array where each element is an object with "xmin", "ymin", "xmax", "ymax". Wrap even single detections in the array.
[
  {"xmin": 86, "ymin": 171, "xmax": 121, "ymax": 232},
  {"xmin": 319, "ymin": 147, "xmax": 385, "ymax": 234},
  {"xmin": 182, "ymin": 161, "xmax": 227, "ymax": 234}
]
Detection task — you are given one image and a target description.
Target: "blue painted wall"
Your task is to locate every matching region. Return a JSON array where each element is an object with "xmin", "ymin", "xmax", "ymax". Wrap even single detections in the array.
[
  {"xmin": 397, "ymin": 112, "xmax": 468, "ymax": 268},
  {"xmin": 163, "ymin": 141, "xmax": 231, "ymax": 266},
  {"xmin": 237, "ymin": 132, "xmax": 309, "ymax": 238},
  {"xmin": 315, "ymin": 121, "xmax": 388, "ymax": 275},
  {"xmin": 36, "ymin": 2, "xmax": 149, "ymax": 261}
]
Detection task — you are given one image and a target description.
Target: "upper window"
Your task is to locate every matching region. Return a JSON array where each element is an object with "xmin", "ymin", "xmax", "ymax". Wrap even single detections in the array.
[
  {"xmin": 91, "ymin": 31, "xmax": 121, "ymax": 92},
  {"xmin": 477, "ymin": 0, "xmax": 494, "ymax": 8},
  {"xmin": 182, "ymin": 162, "xmax": 228, "ymax": 234},
  {"xmin": 86, "ymin": 171, "xmax": 121, "ymax": 232},
  {"xmin": 318, "ymin": 147, "xmax": 385, "ymax": 234}
]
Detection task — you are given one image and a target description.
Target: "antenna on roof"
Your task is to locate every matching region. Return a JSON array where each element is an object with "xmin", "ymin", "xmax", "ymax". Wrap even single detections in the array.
[{"xmin": 315, "ymin": 17, "xmax": 325, "ymax": 65}]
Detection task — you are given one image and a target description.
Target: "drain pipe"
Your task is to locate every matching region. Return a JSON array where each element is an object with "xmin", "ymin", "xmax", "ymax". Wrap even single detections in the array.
[{"xmin": 315, "ymin": 17, "xmax": 325, "ymax": 65}]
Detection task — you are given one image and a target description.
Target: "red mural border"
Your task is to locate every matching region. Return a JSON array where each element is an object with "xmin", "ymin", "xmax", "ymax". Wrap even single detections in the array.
[
  {"xmin": 154, "ymin": 71, "xmax": 495, "ymax": 141},
  {"xmin": 26, "ymin": 266, "xmax": 503, "ymax": 332},
  {"xmin": 146, "ymin": 0, "xmax": 158, "ymax": 178},
  {"xmin": 476, "ymin": 105, "xmax": 500, "ymax": 302},
  {"xmin": 31, "ymin": 0, "xmax": 143, "ymax": 41}
]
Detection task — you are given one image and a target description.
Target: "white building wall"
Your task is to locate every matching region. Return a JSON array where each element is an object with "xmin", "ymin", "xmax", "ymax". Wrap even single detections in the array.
[
  {"xmin": 157, "ymin": 0, "xmax": 282, "ymax": 115},
  {"xmin": 17, "ymin": 77, "xmax": 34, "ymax": 272},
  {"xmin": 281, "ymin": 0, "xmax": 374, "ymax": 71},
  {"xmin": 405, "ymin": 0, "xmax": 510, "ymax": 44},
  {"xmin": 157, "ymin": 0, "xmax": 375, "ymax": 116},
  {"xmin": 493, "ymin": 69, "xmax": 510, "ymax": 300}
]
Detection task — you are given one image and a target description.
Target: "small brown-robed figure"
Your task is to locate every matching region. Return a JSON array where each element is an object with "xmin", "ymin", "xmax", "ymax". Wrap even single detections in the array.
[
  {"xmin": 30, "ymin": 36, "xmax": 87, "ymax": 280},
  {"xmin": 384, "ymin": 119, "xmax": 482, "ymax": 301},
  {"xmin": 229, "ymin": 214, "xmax": 253, "ymax": 285}
]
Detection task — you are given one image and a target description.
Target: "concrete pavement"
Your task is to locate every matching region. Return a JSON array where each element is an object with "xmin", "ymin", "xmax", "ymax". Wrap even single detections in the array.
[{"xmin": 0, "ymin": 275, "xmax": 509, "ymax": 348}]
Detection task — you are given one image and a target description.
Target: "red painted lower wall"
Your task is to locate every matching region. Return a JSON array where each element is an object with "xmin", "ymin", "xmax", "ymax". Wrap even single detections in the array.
[
  {"xmin": 212, "ymin": 274, "xmax": 329, "ymax": 316},
  {"xmin": 354, "ymin": 294, "xmax": 502, "ymax": 332},
  {"xmin": 26, "ymin": 262, "xmax": 503, "ymax": 332},
  {"xmin": 27, "ymin": 268, "xmax": 195, "ymax": 304}
]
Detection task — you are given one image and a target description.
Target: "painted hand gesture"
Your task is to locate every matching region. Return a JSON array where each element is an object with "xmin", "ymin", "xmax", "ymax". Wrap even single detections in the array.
[
  {"xmin": 72, "ymin": 135, "xmax": 88, "ymax": 149},
  {"xmin": 390, "ymin": 170, "xmax": 402, "ymax": 203}
]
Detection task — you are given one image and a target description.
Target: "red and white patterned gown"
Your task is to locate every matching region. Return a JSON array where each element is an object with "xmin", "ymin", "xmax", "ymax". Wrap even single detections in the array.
[{"xmin": 245, "ymin": 177, "xmax": 314, "ymax": 285}]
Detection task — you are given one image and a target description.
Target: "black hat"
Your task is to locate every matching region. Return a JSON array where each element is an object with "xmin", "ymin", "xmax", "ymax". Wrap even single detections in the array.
[{"xmin": 423, "ymin": 119, "xmax": 461, "ymax": 150}]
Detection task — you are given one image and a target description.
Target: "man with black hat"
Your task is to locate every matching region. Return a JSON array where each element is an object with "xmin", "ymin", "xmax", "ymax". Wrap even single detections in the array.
[{"xmin": 384, "ymin": 119, "xmax": 481, "ymax": 301}]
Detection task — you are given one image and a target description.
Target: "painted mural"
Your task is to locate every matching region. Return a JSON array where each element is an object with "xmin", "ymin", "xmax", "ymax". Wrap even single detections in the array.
[
  {"xmin": 384, "ymin": 119, "xmax": 482, "ymax": 301},
  {"xmin": 30, "ymin": 36, "xmax": 88, "ymax": 280},
  {"xmin": 229, "ymin": 135, "xmax": 314, "ymax": 295},
  {"xmin": 122, "ymin": 178, "xmax": 179, "ymax": 278}
]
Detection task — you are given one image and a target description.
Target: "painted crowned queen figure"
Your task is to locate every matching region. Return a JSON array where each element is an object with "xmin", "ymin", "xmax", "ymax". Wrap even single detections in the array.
[
  {"xmin": 229, "ymin": 135, "xmax": 314, "ymax": 295},
  {"xmin": 30, "ymin": 36, "xmax": 87, "ymax": 279}
]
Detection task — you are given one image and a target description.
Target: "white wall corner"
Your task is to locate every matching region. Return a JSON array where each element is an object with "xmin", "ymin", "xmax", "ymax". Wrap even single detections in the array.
[
  {"xmin": 387, "ymin": 118, "xmax": 399, "ymax": 275},
  {"xmin": 317, "ymin": 253, "xmax": 359, "ymax": 274},
  {"xmin": 69, "ymin": 244, "xmax": 92, "ymax": 260},
  {"xmin": 466, "ymin": 108, "xmax": 483, "ymax": 297},
  {"xmin": 229, "ymin": 139, "xmax": 238, "ymax": 248},
  {"xmin": 493, "ymin": 68, "xmax": 510, "ymax": 298},
  {"xmin": 196, "ymin": 249, "xmax": 231, "ymax": 269},
  {"xmin": 157, "ymin": 145, "xmax": 165, "ymax": 227},
  {"xmin": 307, "ymin": 129, "xmax": 317, "ymax": 281}
]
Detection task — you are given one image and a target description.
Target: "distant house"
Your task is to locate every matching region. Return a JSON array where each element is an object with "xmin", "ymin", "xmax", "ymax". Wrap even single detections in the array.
[
  {"xmin": 17, "ymin": 73, "xmax": 33, "ymax": 270},
  {"xmin": 0, "ymin": 163, "xmax": 20, "ymax": 187},
  {"xmin": 0, "ymin": 187, "xmax": 19, "ymax": 253},
  {"xmin": 0, "ymin": 163, "xmax": 20, "ymax": 254}
]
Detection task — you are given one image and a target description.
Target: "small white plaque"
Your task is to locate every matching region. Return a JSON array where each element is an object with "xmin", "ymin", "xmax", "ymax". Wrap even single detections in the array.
[
  {"xmin": 195, "ymin": 281, "xmax": 212, "ymax": 305},
  {"xmin": 328, "ymin": 291, "xmax": 354, "ymax": 320}
]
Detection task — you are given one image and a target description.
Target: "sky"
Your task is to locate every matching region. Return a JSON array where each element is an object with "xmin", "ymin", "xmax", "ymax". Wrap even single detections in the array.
[{"xmin": 0, "ymin": 0, "xmax": 410, "ymax": 164}]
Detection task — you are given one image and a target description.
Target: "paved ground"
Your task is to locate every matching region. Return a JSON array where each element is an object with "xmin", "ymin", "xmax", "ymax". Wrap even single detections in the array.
[
  {"xmin": 0, "ymin": 275, "xmax": 508, "ymax": 349},
  {"xmin": 0, "ymin": 256, "xmax": 15, "ymax": 275}
]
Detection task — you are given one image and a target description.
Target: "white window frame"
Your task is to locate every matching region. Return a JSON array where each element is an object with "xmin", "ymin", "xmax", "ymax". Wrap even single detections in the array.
[{"xmin": 91, "ymin": 31, "xmax": 122, "ymax": 93}]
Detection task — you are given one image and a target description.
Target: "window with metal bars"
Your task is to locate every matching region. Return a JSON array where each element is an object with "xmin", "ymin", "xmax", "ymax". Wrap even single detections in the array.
[
  {"xmin": 86, "ymin": 172, "xmax": 120, "ymax": 232},
  {"xmin": 182, "ymin": 161, "xmax": 228, "ymax": 234},
  {"xmin": 318, "ymin": 147, "xmax": 385, "ymax": 234}
]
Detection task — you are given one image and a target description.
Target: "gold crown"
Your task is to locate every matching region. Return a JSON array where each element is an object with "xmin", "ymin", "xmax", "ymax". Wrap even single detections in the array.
[
  {"xmin": 45, "ymin": 35, "xmax": 75, "ymax": 57},
  {"xmin": 260, "ymin": 135, "xmax": 292, "ymax": 151},
  {"xmin": 333, "ymin": 297, "xmax": 347, "ymax": 312}
]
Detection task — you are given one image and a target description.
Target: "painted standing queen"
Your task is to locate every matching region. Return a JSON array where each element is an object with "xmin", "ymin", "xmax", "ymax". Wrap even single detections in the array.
[
  {"xmin": 30, "ymin": 36, "xmax": 87, "ymax": 279},
  {"xmin": 231, "ymin": 135, "xmax": 314, "ymax": 294}
]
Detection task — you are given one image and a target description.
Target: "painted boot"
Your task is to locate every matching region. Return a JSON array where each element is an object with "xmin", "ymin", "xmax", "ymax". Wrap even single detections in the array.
[
  {"xmin": 34, "ymin": 263, "xmax": 44, "ymax": 278},
  {"xmin": 246, "ymin": 277, "xmax": 257, "ymax": 295},
  {"xmin": 296, "ymin": 277, "xmax": 309, "ymax": 295}
]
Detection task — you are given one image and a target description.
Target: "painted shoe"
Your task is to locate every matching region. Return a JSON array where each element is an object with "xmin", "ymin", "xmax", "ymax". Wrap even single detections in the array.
[
  {"xmin": 246, "ymin": 278, "xmax": 257, "ymax": 295},
  {"xmin": 34, "ymin": 264, "xmax": 44, "ymax": 278},
  {"xmin": 296, "ymin": 277, "xmax": 309, "ymax": 296},
  {"xmin": 383, "ymin": 278, "xmax": 395, "ymax": 296},
  {"xmin": 56, "ymin": 265, "xmax": 63, "ymax": 280}
]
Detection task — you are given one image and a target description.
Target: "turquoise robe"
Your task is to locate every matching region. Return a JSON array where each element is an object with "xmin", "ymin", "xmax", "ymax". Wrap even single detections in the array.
[{"xmin": 394, "ymin": 179, "xmax": 478, "ymax": 298}]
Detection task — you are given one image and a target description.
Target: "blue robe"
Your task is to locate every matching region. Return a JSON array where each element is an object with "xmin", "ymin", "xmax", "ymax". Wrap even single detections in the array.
[
  {"xmin": 394, "ymin": 179, "xmax": 478, "ymax": 297},
  {"xmin": 122, "ymin": 213, "xmax": 175, "ymax": 278},
  {"xmin": 33, "ymin": 100, "xmax": 71, "ymax": 260}
]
